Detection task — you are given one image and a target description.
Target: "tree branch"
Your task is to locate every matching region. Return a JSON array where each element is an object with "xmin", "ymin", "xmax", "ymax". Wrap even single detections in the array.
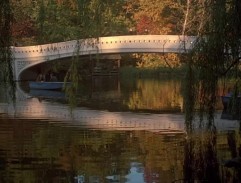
[{"xmin": 219, "ymin": 56, "xmax": 241, "ymax": 76}]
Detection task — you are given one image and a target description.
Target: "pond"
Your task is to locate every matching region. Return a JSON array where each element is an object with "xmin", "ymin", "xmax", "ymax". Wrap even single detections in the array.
[{"xmin": 0, "ymin": 76, "xmax": 240, "ymax": 183}]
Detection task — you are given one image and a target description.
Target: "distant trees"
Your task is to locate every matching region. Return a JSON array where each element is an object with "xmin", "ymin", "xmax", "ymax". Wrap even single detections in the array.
[
  {"xmin": 132, "ymin": 0, "xmax": 185, "ymax": 34},
  {"xmin": 11, "ymin": 0, "xmax": 132, "ymax": 44},
  {"xmin": 11, "ymin": 0, "xmax": 37, "ymax": 40},
  {"xmin": 10, "ymin": 0, "xmax": 188, "ymax": 44}
]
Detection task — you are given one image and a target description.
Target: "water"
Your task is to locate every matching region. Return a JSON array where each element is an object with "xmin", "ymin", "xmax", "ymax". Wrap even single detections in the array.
[{"xmin": 0, "ymin": 77, "xmax": 240, "ymax": 183}]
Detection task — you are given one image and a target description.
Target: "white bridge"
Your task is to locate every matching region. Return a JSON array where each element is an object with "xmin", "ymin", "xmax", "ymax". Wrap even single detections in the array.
[{"xmin": 11, "ymin": 35, "xmax": 196, "ymax": 80}]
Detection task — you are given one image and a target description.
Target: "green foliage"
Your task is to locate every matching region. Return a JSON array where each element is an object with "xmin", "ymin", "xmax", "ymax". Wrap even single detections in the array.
[
  {"xmin": 31, "ymin": 0, "xmax": 130, "ymax": 43},
  {"xmin": 63, "ymin": 55, "xmax": 82, "ymax": 110},
  {"xmin": 36, "ymin": 0, "xmax": 80, "ymax": 43},
  {"xmin": 11, "ymin": 0, "xmax": 187, "ymax": 43}
]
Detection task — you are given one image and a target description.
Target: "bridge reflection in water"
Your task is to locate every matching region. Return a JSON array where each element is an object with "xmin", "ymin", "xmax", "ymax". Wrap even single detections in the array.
[
  {"xmin": 0, "ymin": 98, "xmax": 239, "ymax": 133},
  {"xmin": 0, "ymin": 98, "xmax": 184, "ymax": 133}
]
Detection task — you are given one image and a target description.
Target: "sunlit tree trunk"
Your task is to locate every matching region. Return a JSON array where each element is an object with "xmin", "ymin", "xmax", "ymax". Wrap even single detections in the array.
[{"xmin": 182, "ymin": 0, "xmax": 190, "ymax": 36}]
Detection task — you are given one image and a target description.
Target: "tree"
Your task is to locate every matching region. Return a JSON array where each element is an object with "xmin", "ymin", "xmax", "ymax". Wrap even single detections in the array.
[
  {"xmin": 183, "ymin": 1, "xmax": 241, "ymax": 181},
  {"xmin": 33, "ymin": 0, "xmax": 130, "ymax": 43},
  {"xmin": 130, "ymin": 0, "xmax": 185, "ymax": 34},
  {"xmin": 0, "ymin": 0, "xmax": 15, "ymax": 101},
  {"xmin": 184, "ymin": 0, "xmax": 241, "ymax": 124},
  {"xmin": 11, "ymin": 0, "xmax": 37, "ymax": 42}
]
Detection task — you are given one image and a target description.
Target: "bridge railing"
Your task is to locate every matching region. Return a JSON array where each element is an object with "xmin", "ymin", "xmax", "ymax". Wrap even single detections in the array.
[
  {"xmin": 12, "ymin": 35, "xmax": 196, "ymax": 59},
  {"xmin": 11, "ymin": 35, "xmax": 197, "ymax": 80}
]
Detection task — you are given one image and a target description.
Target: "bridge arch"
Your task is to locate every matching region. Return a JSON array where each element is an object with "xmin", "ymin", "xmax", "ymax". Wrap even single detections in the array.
[
  {"xmin": 12, "ymin": 35, "xmax": 196, "ymax": 80},
  {"xmin": 17, "ymin": 56, "xmax": 71, "ymax": 81}
]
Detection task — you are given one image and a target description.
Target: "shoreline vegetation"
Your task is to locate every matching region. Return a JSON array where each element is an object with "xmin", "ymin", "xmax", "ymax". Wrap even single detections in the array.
[
  {"xmin": 120, "ymin": 65, "xmax": 187, "ymax": 78},
  {"xmin": 120, "ymin": 65, "xmax": 241, "ymax": 79}
]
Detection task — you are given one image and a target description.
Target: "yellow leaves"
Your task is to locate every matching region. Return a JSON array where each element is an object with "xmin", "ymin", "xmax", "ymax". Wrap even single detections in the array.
[
  {"xmin": 125, "ymin": 79, "xmax": 183, "ymax": 111},
  {"xmin": 136, "ymin": 53, "xmax": 181, "ymax": 69}
]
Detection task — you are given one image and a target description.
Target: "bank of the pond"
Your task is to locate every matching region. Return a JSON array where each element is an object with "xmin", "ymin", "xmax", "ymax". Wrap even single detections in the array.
[{"xmin": 119, "ymin": 65, "xmax": 187, "ymax": 79}]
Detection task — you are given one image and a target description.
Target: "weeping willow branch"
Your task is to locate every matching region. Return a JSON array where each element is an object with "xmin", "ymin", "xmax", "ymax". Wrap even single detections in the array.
[
  {"xmin": 62, "ymin": 0, "xmax": 104, "ymax": 109},
  {"xmin": 219, "ymin": 56, "xmax": 241, "ymax": 76},
  {"xmin": 184, "ymin": 0, "xmax": 241, "ymax": 127},
  {"xmin": 184, "ymin": 59, "xmax": 197, "ymax": 132},
  {"xmin": 63, "ymin": 52, "xmax": 81, "ymax": 110},
  {"xmin": 0, "ymin": 0, "xmax": 16, "ymax": 102}
]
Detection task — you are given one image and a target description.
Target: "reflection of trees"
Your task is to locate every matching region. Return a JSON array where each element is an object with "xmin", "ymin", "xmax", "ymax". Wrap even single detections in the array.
[
  {"xmin": 184, "ymin": 129, "xmax": 221, "ymax": 182},
  {"xmin": 124, "ymin": 79, "xmax": 183, "ymax": 112},
  {"xmin": 34, "ymin": 127, "xmax": 136, "ymax": 181},
  {"xmin": 136, "ymin": 131, "xmax": 185, "ymax": 181},
  {"xmin": 223, "ymin": 130, "xmax": 241, "ymax": 182},
  {"xmin": 1, "ymin": 115, "xmax": 241, "ymax": 182},
  {"xmin": 183, "ymin": 128, "xmax": 241, "ymax": 182},
  {"xmin": 0, "ymin": 116, "xmax": 187, "ymax": 182}
]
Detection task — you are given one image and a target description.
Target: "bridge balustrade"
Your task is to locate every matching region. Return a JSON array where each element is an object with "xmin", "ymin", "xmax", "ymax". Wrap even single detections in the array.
[{"xmin": 11, "ymin": 35, "xmax": 196, "ymax": 80}]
